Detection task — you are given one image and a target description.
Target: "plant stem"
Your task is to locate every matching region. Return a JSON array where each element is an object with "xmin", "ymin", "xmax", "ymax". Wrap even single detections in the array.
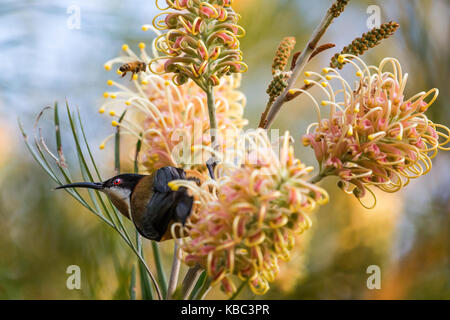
[
  {"xmin": 200, "ymin": 285, "xmax": 212, "ymax": 300},
  {"xmin": 258, "ymin": 99, "xmax": 275, "ymax": 128},
  {"xmin": 182, "ymin": 264, "xmax": 204, "ymax": 300},
  {"xmin": 166, "ymin": 243, "xmax": 181, "ymax": 299},
  {"xmin": 229, "ymin": 280, "xmax": 248, "ymax": 300},
  {"xmin": 262, "ymin": 3, "xmax": 344, "ymax": 129},
  {"xmin": 205, "ymin": 86, "xmax": 219, "ymax": 152},
  {"xmin": 309, "ymin": 174, "xmax": 325, "ymax": 184}
]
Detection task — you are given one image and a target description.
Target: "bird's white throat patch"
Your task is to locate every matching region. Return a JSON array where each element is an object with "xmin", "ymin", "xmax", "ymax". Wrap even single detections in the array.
[
  {"xmin": 105, "ymin": 186, "xmax": 132, "ymax": 200},
  {"xmin": 104, "ymin": 186, "xmax": 132, "ymax": 218}
]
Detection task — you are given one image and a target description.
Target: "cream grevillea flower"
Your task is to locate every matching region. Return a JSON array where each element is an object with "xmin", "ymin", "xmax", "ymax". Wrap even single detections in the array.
[
  {"xmin": 301, "ymin": 55, "xmax": 449, "ymax": 207},
  {"xmin": 100, "ymin": 31, "xmax": 247, "ymax": 172},
  {"xmin": 149, "ymin": 0, "xmax": 247, "ymax": 89},
  {"xmin": 169, "ymin": 130, "xmax": 329, "ymax": 296}
]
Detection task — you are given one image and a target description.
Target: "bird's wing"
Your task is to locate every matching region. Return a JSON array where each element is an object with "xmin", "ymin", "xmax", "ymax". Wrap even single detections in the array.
[
  {"xmin": 153, "ymin": 166, "xmax": 186, "ymax": 193},
  {"xmin": 174, "ymin": 187, "xmax": 194, "ymax": 225},
  {"xmin": 139, "ymin": 167, "xmax": 194, "ymax": 241},
  {"xmin": 141, "ymin": 191, "xmax": 177, "ymax": 241}
]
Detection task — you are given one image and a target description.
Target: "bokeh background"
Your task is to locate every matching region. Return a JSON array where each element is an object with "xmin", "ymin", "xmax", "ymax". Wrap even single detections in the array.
[{"xmin": 0, "ymin": 0, "xmax": 448, "ymax": 299}]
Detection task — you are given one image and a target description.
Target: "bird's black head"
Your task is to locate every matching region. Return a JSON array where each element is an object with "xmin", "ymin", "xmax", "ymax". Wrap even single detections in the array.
[
  {"xmin": 56, "ymin": 174, "xmax": 146, "ymax": 218},
  {"xmin": 56, "ymin": 173, "xmax": 145, "ymax": 194},
  {"xmin": 102, "ymin": 174, "xmax": 145, "ymax": 192}
]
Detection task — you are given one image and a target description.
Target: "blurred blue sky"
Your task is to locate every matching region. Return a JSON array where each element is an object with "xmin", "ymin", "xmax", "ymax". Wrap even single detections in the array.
[{"xmin": 0, "ymin": 1, "xmax": 157, "ymax": 118}]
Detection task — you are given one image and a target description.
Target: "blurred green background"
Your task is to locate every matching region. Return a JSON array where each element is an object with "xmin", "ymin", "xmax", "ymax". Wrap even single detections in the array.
[{"xmin": 0, "ymin": 0, "xmax": 448, "ymax": 299}]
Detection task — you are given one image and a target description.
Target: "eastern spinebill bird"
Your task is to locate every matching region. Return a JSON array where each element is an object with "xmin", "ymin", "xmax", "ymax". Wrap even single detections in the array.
[{"xmin": 56, "ymin": 166, "xmax": 194, "ymax": 242}]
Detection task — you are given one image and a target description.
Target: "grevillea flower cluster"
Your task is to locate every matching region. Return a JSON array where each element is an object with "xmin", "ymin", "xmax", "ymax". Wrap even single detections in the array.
[
  {"xmin": 101, "ymin": 34, "xmax": 247, "ymax": 172},
  {"xmin": 170, "ymin": 130, "xmax": 329, "ymax": 295},
  {"xmin": 149, "ymin": 0, "xmax": 247, "ymax": 89},
  {"xmin": 302, "ymin": 55, "xmax": 449, "ymax": 207}
]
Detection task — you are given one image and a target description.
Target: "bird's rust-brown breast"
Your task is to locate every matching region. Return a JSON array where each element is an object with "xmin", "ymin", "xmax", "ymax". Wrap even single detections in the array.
[{"xmin": 130, "ymin": 174, "xmax": 154, "ymax": 229}]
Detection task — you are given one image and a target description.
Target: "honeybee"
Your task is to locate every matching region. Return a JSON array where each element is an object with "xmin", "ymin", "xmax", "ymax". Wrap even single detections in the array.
[{"xmin": 119, "ymin": 61, "xmax": 147, "ymax": 79}]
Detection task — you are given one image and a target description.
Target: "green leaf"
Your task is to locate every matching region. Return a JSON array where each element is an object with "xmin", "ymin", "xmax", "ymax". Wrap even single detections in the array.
[
  {"xmin": 152, "ymin": 241, "xmax": 168, "ymax": 298},
  {"xmin": 189, "ymin": 271, "xmax": 207, "ymax": 300}
]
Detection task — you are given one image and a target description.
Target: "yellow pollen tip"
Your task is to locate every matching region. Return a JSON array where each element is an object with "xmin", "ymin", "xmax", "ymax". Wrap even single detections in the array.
[
  {"xmin": 396, "ymin": 134, "xmax": 403, "ymax": 141},
  {"xmin": 141, "ymin": 80, "xmax": 148, "ymax": 85},
  {"xmin": 304, "ymin": 79, "xmax": 310, "ymax": 85},
  {"xmin": 321, "ymin": 82, "xmax": 327, "ymax": 87},
  {"xmin": 288, "ymin": 89, "xmax": 296, "ymax": 95},
  {"xmin": 109, "ymin": 110, "xmax": 116, "ymax": 116},
  {"xmin": 107, "ymin": 80, "xmax": 113, "ymax": 86},
  {"xmin": 122, "ymin": 44, "xmax": 129, "ymax": 51},
  {"xmin": 347, "ymin": 126, "xmax": 353, "ymax": 137},
  {"xmin": 356, "ymin": 71, "xmax": 362, "ymax": 77},
  {"xmin": 302, "ymin": 137, "xmax": 310, "ymax": 146},
  {"xmin": 116, "ymin": 69, "xmax": 122, "ymax": 75},
  {"xmin": 99, "ymin": 144, "xmax": 105, "ymax": 150},
  {"xmin": 98, "ymin": 108, "xmax": 105, "ymax": 114},
  {"xmin": 368, "ymin": 134, "xmax": 375, "ymax": 141},
  {"xmin": 111, "ymin": 121, "xmax": 119, "ymax": 127},
  {"xmin": 132, "ymin": 74, "xmax": 138, "ymax": 81},
  {"xmin": 142, "ymin": 25, "xmax": 149, "ymax": 31},
  {"xmin": 325, "ymin": 75, "xmax": 332, "ymax": 80},
  {"xmin": 164, "ymin": 80, "xmax": 170, "ymax": 86},
  {"xmin": 103, "ymin": 92, "xmax": 109, "ymax": 98},
  {"xmin": 322, "ymin": 68, "xmax": 329, "ymax": 74},
  {"xmin": 304, "ymin": 72, "xmax": 311, "ymax": 77},
  {"xmin": 321, "ymin": 101, "xmax": 328, "ymax": 106},
  {"xmin": 104, "ymin": 64, "xmax": 111, "ymax": 71},
  {"xmin": 338, "ymin": 55, "xmax": 345, "ymax": 64},
  {"xmin": 139, "ymin": 42, "xmax": 146, "ymax": 49},
  {"xmin": 125, "ymin": 101, "xmax": 131, "ymax": 106},
  {"xmin": 167, "ymin": 181, "xmax": 179, "ymax": 191}
]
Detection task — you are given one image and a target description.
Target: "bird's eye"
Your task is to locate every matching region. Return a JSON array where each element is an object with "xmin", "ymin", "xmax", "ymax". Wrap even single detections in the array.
[{"xmin": 113, "ymin": 178, "xmax": 122, "ymax": 185}]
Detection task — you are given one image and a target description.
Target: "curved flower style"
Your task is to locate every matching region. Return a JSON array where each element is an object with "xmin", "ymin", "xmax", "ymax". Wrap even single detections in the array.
[
  {"xmin": 149, "ymin": 0, "xmax": 247, "ymax": 89},
  {"xmin": 170, "ymin": 130, "xmax": 329, "ymax": 296},
  {"xmin": 100, "ymin": 36, "xmax": 247, "ymax": 172},
  {"xmin": 301, "ymin": 55, "xmax": 449, "ymax": 207}
]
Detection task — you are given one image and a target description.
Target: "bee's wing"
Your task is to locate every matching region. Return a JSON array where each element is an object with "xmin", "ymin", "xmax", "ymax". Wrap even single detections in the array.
[{"xmin": 118, "ymin": 55, "xmax": 141, "ymax": 63}]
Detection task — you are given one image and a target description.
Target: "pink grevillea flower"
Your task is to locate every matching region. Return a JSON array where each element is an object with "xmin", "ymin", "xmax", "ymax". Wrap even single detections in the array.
[
  {"xmin": 301, "ymin": 55, "xmax": 449, "ymax": 207},
  {"xmin": 100, "ymin": 38, "xmax": 247, "ymax": 172},
  {"xmin": 149, "ymin": 0, "xmax": 247, "ymax": 90},
  {"xmin": 170, "ymin": 130, "xmax": 328, "ymax": 296}
]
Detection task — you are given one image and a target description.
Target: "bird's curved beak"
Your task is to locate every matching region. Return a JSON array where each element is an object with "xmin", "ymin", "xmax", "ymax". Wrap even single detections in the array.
[{"xmin": 55, "ymin": 182, "xmax": 104, "ymax": 190}]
